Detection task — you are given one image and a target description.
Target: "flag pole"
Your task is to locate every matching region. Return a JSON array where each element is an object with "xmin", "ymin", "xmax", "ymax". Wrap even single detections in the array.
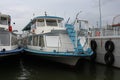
[{"xmin": 99, "ymin": 0, "xmax": 102, "ymax": 36}]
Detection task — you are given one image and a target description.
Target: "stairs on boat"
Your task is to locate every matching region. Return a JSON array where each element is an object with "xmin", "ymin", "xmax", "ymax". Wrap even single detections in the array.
[
  {"xmin": 65, "ymin": 24, "xmax": 93, "ymax": 56},
  {"xmin": 65, "ymin": 24, "xmax": 83, "ymax": 54}
]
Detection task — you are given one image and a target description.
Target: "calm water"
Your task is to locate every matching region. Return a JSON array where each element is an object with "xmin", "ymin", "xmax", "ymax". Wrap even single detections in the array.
[{"xmin": 0, "ymin": 55, "xmax": 120, "ymax": 80}]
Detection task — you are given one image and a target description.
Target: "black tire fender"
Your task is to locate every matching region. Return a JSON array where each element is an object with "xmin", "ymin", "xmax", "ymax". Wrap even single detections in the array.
[
  {"xmin": 90, "ymin": 40, "xmax": 97, "ymax": 51},
  {"xmin": 105, "ymin": 40, "xmax": 114, "ymax": 52},
  {"xmin": 104, "ymin": 52, "xmax": 114, "ymax": 66}
]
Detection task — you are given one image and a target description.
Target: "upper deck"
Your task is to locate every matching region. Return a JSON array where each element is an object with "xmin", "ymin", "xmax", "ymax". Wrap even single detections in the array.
[
  {"xmin": 22, "ymin": 15, "xmax": 64, "ymax": 34},
  {"xmin": 0, "ymin": 13, "xmax": 11, "ymax": 30}
]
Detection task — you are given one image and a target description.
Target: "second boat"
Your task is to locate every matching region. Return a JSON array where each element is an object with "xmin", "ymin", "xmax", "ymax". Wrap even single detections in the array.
[{"xmin": 22, "ymin": 13, "xmax": 94, "ymax": 66}]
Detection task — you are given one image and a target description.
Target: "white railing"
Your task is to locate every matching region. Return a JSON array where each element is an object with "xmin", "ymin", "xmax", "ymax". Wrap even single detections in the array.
[{"xmin": 90, "ymin": 29, "xmax": 120, "ymax": 37}]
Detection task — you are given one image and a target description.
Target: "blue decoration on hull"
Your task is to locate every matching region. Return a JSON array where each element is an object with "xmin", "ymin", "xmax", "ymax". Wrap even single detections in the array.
[
  {"xmin": 24, "ymin": 48, "xmax": 93, "ymax": 57},
  {"xmin": 0, "ymin": 48, "xmax": 24, "ymax": 56}
]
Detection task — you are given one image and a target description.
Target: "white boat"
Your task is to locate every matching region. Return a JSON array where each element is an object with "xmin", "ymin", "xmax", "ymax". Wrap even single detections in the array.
[
  {"xmin": 0, "ymin": 13, "xmax": 23, "ymax": 57},
  {"xmin": 22, "ymin": 14, "xmax": 93, "ymax": 66},
  {"xmin": 88, "ymin": 23, "xmax": 120, "ymax": 68}
]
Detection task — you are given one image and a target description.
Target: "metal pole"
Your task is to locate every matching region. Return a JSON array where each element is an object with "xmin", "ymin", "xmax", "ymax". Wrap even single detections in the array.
[{"xmin": 99, "ymin": 0, "xmax": 102, "ymax": 36}]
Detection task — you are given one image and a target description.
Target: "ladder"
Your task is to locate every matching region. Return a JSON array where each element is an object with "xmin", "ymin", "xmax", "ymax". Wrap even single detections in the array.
[{"xmin": 65, "ymin": 24, "xmax": 83, "ymax": 54}]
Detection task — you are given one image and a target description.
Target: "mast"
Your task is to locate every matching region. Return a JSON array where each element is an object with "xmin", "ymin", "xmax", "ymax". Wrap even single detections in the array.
[
  {"xmin": 99, "ymin": 0, "xmax": 102, "ymax": 35},
  {"xmin": 45, "ymin": 11, "xmax": 47, "ymax": 16}
]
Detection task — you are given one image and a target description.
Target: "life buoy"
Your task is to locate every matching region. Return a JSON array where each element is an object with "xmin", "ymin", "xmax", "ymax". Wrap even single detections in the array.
[
  {"xmin": 90, "ymin": 40, "xmax": 97, "ymax": 51},
  {"xmin": 32, "ymin": 29, "xmax": 35, "ymax": 33},
  {"xmin": 96, "ymin": 31, "xmax": 100, "ymax": 36},
  {"xmin": 104, "ymin": 52, "xmax": 114, "ymax": 66},
  {"xmin": 8, "ymin": 25, "xmax": 12, "ymax": 32},
  {"xmin": 105, "ymin": 40, "xmax": 114, "ymax": 52}
]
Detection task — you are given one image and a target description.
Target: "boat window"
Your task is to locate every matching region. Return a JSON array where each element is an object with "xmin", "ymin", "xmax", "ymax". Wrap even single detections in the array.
[
  {"xmin": 0, "ymin": 33, "xmax": 10, "ymax": 46},
  {"xmin": 28, "ymin": 36, "xmax": 32, "ymax": 45},
  {"xmin": 39, "ymin": 36, "xmax": 44, "ymax": 47},
  {"xmin": 11, "ymin": 35, "xmax": 17, "ymax": 45},
  {"xmin": 46, "ymin": 19, "xmax": 57, "ymax": 26},
  {"xmin": 33, "ymin": 36, "xmax": 38, "ymax": 46},
  {"xmin": 22, "ymin": 37, "xmax": 27, "ymax": 46},
  {"xmin": 0, "ymin": 17, "xmax": 8, "ymax": 25},
  {"xmin": 31, "ymin": 21, "xmax": 36, "ymax": 29},
  {"xmin": 37, "ymin": 19, "xmax": 45, "ymax": 27},
  {"xmin": 46, "ymin": 36, "xmax": 60, "ymax": 47},
  {"xmin": 78, "ymin": 29, "xmax": 88, "ymax": 36},
  {"xmin": 58, "ymin": 20, "xmax": 63, "ymax": 27}
]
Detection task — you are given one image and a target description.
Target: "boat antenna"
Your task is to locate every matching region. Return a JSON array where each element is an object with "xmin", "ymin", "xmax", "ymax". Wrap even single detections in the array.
[
  {"xmin": 45, "ymin": 11, "xmax": 47, "ymax": 16},
  {"xmin": 66, "ymin": 17, "xmax": 70, "ymax": 24},
  {"xmin": 72, "ymin": 11, "xmax": 82, "ymax": 25},
  {"xmin": 33, "ymin": 13, "xmax": 35, "ymax": 16}
]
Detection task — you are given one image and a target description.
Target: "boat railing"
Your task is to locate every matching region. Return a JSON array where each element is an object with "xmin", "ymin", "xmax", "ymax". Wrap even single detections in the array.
[{"xmin": 90, "ymin": 28, "xmax": 120, "ymax": 37}]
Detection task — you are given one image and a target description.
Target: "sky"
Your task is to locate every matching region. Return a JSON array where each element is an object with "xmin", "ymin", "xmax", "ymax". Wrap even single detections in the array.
[{"xmin": 0, "ymin": 0, "xmax": 120, "ymax": 33}]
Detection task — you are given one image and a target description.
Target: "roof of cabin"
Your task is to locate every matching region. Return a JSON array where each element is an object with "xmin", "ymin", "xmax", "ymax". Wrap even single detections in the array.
[
  {"xmin": 112, "ymin": 23, "xmax": 120, "ymax": 27},
  {"xmin": 34, "ymin": 16, "xmax": 63, "ymax": 20},
  {"xmin": 0, "ymin": 13, "xmax": 10, "ymax": 18},
  {"xmin": 22, "ymin": 16, "xmax": 64, "ymax": 31}
]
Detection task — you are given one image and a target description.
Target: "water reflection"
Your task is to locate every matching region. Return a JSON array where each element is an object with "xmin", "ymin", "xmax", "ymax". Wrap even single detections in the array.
[
  {"xmin": 0, "ymin": 57, "xmax": 20, "ymax": 80},
  {"xmin": 20, "ymin": 57, "xmax": 120, "ymax": 80},
  {"xmin": 0, "ymin": 56, "xmax": 120, "ymax": 80},
  {"xmin": 17, "ymin": 60, "xmax": 30, "ymax": 80},
  {"xmin": 104, "ymin": 67, "xmax": 114, "ymax": 80}
]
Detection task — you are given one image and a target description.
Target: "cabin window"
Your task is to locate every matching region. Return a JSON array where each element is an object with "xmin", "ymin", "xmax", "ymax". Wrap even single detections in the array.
[
  {"xmin": 58, "ymin": 20, "xmax": 63, "ymax": 27},
  {"xmin": 46, "ymin": 19, "xmax": 57, "ymax": 26},
  {"xmin": 28, "ymin": 36, "xmax": 32, "ymax": 45},
  {"xmin": 37, "ymin": 19, "xmax": 45, "ymax": 27},
  {"xmin": 31, "ymin": 21, "xmax": 36, "ymax": 30},
  {"xmin": 46, "ymin": 36, "xmax": 60, "ymax": 47},
  {"xmin": 0, "ymin": 33, "xmax": 10, "ymax": 46},
  {"xmin": 39, "ymin": 36, "xmax": 44, "ymax": 47},
  {"xmin": 33, "ymin": 36, "xmax": 38, "ymax": 46},
  {"xmin": 0, "ymin": 17, "xmax": 8, "ymax": 25},
  {"xmin": 11, "ymin": 35, "xmax": 17, "ymax": 45},
  {"xmin": 22, "ymin": 37, "xmax": 27, "ymax": 46}
]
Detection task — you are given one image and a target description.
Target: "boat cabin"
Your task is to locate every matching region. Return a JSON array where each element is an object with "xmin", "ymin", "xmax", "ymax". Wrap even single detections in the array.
[
  {"xmin": 22, "ymin": 15, "xmax": 75, "ymax": 52},
  {"xmin": 0, "ymin": 13, "xmax": 11, "ymax": 30},
  {"xmin": 0, "ymin": 30, "xmax": 17, "ymax": 51},
  {"xmin": 22, "ymin": 16, "xmax": 64, "ymax": 34}
]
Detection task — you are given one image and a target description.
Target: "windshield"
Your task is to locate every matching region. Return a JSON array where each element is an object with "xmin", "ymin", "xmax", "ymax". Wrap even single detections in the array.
[
  {"xmin": 46, "ymin": 19, "xmax": 57, "ymax": 26},
  {"xmin": 37, "ymin": 19, "xmax": 45, "ymax": 27},
  {"xmin": 0, "ymin": 17, "xmax": 8, "ymax": 25}
]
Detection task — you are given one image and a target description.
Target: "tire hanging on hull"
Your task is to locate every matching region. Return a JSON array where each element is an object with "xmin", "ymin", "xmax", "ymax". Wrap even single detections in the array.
[
  {"xmin": 90, "ymin": 39, "xmax": 97, "ymax": 61},
  {"xmin": 90, "ymin": 51, "xmax": 97, "ymax": 61},
  {"xmin": 105, "ymin": 40, "xmax": 114, "ymax": 52},
  {"xmin": 90, "ymin": 39, "xmax": 97, "ymax": 51},
  {"xmin": 104, "ymin": 40, "xmax": 115, "ymax": 66},
  {"xmin": 104, "ymin": 52, "xmax": 114, "ymax": 66}
]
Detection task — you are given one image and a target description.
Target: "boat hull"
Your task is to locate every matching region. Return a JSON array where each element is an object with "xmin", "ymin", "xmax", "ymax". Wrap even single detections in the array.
[
  {"xmin": 24, "ymin": 49, "xmax": 84, "ymax": 66},
  {"xmin": 89, "ymin": 36, "xmax": 120, "ymax": 68},
  {"xmin": 0, "ymin": 48, "xmax": 24, "ymax": 57}
]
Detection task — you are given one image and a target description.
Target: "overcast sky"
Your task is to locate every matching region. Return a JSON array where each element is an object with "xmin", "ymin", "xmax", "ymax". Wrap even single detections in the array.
[{"xmin": 0, "ymin": 0, "xmax": 120, "ymax": 33}]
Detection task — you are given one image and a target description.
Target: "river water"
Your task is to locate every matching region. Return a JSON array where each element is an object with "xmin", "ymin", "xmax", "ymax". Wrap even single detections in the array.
[{"xmin": 0, "ymin": 55, "xmax": 120, "ymax": 80}]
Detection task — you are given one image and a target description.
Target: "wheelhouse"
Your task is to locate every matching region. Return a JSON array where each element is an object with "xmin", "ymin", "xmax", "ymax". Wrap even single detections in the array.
[
  {"xmin": 22, "ymin": 16, "xmax": 64, "ymax": 34},
  {"xmin": 0, "ymin": 13, "xmax": 11, "ymax": 29},
  {"xmin": 0, "ymin": 31, "xmax": 17, "ymax": 46}
]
